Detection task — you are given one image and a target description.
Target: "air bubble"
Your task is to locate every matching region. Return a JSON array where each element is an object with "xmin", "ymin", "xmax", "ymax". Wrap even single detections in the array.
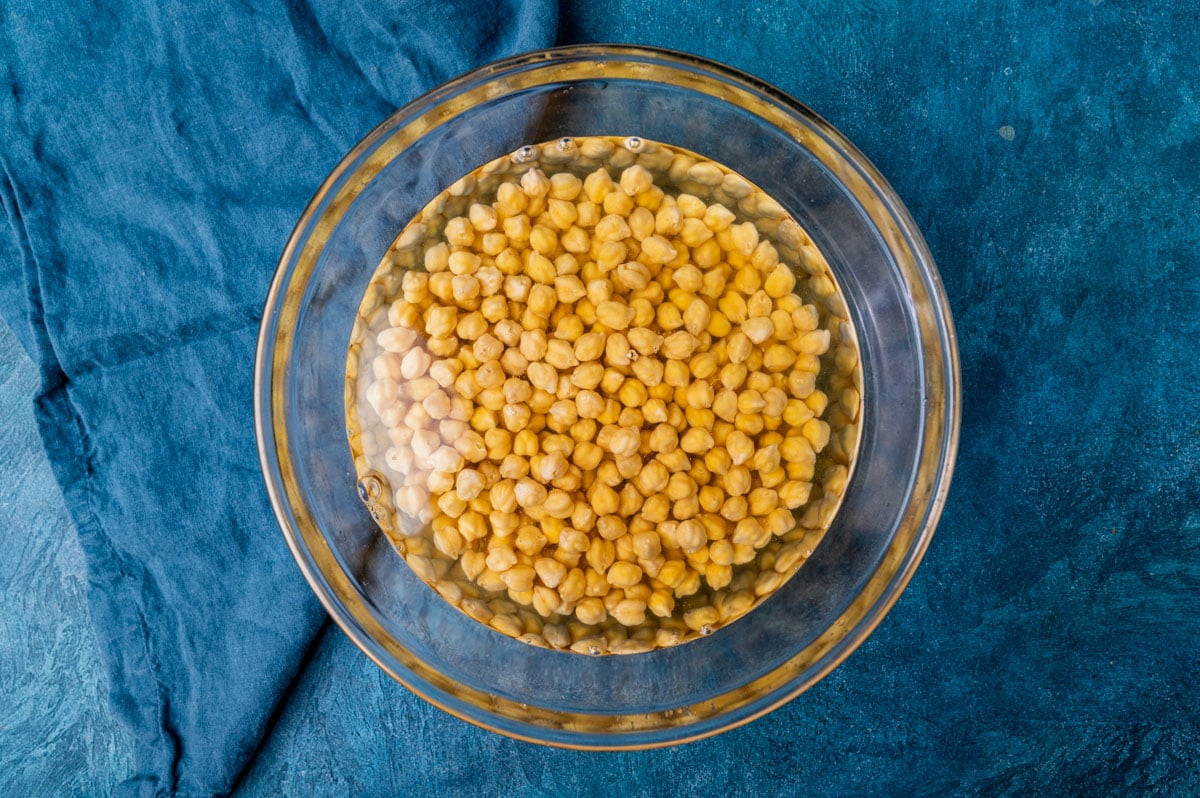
[
  {"xmin": 513, "ymin": 145, "xmax": 537, "ymax": 163},
  {"xmin": 357, "ymin": 474, "xmax": 382, "ymax": 503},
  {"xmin": 556, "ymin": 136, "xmax": 576, "ymax": 152},
  {"xmin": 699, "ymin": 624, "xmax": 714, "ymax": 636},
  {"xmin": 624, "ymin": 136, "xmax": 643, "ymax": 152}
]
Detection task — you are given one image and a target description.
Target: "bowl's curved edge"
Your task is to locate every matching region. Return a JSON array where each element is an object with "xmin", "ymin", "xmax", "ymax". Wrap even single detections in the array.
[{"xmin": 254, "ymin": 43, "xmax": 962, "ymax": 749}]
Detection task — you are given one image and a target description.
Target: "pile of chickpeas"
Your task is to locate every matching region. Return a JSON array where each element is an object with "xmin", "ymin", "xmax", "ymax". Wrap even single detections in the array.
[{"xmin": 347, "ymin": 136, "xmax": 861, "ymax": 655}]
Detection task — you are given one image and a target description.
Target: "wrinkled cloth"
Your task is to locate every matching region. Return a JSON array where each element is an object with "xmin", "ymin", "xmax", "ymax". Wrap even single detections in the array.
[{"xmin": 0, "ymin": 2, "xmax": 555, "ymax": 794}]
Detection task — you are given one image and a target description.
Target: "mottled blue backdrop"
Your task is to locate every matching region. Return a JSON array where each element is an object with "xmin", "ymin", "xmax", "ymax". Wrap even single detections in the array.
[{"xmin": 1, "ymin": 0, "xmax": 1197, "ymax": 796}]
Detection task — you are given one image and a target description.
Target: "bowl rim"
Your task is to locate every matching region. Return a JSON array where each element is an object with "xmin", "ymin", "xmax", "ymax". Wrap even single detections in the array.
[{"xmin": 255, "ymin": 43, "xmax": 961, "ymax": 749}]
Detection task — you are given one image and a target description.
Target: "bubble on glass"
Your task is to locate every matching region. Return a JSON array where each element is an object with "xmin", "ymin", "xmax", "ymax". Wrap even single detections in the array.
[{"xmin": 357, "ymin": 474, "xmax": 383, "ymax": 503}]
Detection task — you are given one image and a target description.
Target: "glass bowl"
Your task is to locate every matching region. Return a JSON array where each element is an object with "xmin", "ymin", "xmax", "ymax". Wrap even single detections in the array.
[{"xmin": 255, "ymin": 44, "xmax": 960, "ymax": 748}]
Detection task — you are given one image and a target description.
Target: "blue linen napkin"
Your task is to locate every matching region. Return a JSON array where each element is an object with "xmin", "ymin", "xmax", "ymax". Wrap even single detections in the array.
[{"xmin": 0, "ymin": 2, "xmax": 556, "ymax": 794}]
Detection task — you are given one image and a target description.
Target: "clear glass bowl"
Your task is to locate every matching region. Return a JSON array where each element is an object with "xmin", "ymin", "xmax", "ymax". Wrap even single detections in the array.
[{"xmin": 255, "ymin": 45, "xmax": 960, "ymax": 748}]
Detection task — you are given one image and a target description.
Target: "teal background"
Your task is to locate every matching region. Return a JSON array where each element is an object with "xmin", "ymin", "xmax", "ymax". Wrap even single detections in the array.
[{"xmin": 2, "ymin": 0, "xmax": 1198, "ymax": 795}]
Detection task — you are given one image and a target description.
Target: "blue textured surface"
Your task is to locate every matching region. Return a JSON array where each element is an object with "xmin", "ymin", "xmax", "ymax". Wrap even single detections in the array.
[
  {"xmin": 2, "ymin": 0, "xmax": 1199, "ymax": 796},
  {"xmin": 0, "ymin": 323, "xmax": 132, "ymax": 794}
]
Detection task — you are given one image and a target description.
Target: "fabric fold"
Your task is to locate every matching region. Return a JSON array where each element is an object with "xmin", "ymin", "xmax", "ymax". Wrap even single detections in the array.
[{"xmin": 0, "ymin": 1, "xmax": 557, "ymax": 794}]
